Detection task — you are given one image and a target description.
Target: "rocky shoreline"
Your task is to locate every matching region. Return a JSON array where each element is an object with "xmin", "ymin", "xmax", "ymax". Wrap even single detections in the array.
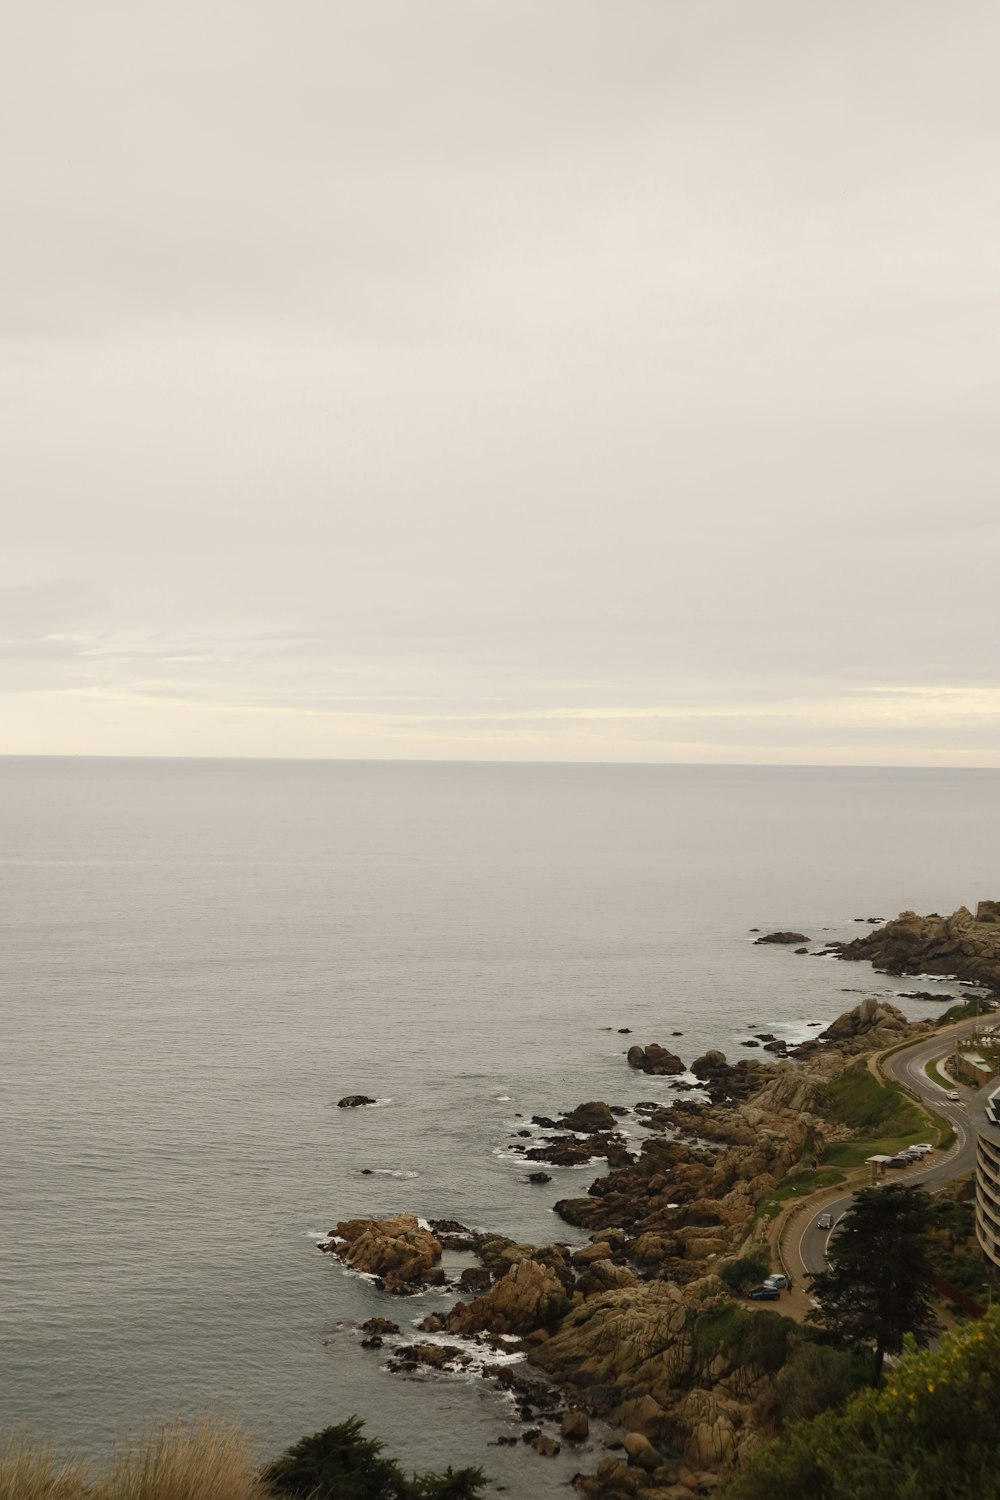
[{"xmin": 319, "ymin": 904, "xmax": 999, "ymax": 1498}]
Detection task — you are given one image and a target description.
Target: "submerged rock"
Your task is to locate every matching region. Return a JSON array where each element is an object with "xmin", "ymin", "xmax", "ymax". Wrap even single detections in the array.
[{"xmin": 337, "ymin": 1094, "xmax": 377, "ymax": 1108}]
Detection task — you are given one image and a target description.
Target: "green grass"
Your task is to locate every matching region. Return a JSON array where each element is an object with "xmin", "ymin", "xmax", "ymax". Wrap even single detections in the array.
[
  {"xmin": 755, "ymin": 1168, "xmax": 845, "ymax": 1221},
  {"xmin": 822, "ymin": 1137, "xmax": 924, "ymax": 1167},
  {"xmin": 936, "ymin": 998, "xmax": 991, "ymax": 1026},
  {"xmin": 923, "ymin": 1056, "xmax": 952, "ymax": 1090},
  {"xmin": 818, "ymin": 1063, "xmax": 924, "ymax": 1137}
]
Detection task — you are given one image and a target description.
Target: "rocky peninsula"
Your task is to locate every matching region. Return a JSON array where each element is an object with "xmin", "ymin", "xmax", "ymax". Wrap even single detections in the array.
[{"xmin": 835, "ymin": 900, "xmax": 1000, "ymax": 991}]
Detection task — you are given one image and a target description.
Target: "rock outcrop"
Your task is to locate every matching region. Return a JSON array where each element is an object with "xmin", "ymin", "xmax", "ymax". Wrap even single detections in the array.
[
  {"xmin": 320, "ymin": 1213, "xmax": 443, "ymax": 1293},
  {"xmin": 561, "ymin": 1100, "xmax": 619, "ymax": 1132},
  {"xmin": 789, "ymin": 996, "xmax": 917, "ymax": 1063},
  {"xmin": 627, "ymin": 1044, "xmax": 686, "ymax": 1076},
  {"xmin": 754, "ymin": 931, "xmax": 809, "ymax": 945},
  {"xmin": 337, "ymin": 1094, "xmax": 376, "ymax": 1108},
  {"xmin": 836, "ymin": 902, "xmax": 1000, "ymax": 991},
  {"xmin": 445, "ymin": 1257, "xmax": 571, "ymax": 1336}
]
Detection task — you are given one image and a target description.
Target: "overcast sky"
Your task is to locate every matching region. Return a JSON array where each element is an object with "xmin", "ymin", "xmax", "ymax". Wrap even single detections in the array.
[{"xmin": 2, "ymin": 1, "xmax": 998, "ymax": 763}]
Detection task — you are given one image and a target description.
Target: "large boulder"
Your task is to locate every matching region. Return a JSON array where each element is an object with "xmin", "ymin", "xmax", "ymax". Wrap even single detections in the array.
[
  {"xmin": 446, "ymin": 1257, "xmax": 570, "ymax": 1336},
  {"xmin": 322, "ymin": 1213, "xmax": 442, "ymax": 1293},
  {"xmin": 561, "ymin": 1100, "xmax": 618, "ymax": 1133},
  {"xmin": 627, "ymin": 1044, "xmax": 686, "ymax": 1076}
]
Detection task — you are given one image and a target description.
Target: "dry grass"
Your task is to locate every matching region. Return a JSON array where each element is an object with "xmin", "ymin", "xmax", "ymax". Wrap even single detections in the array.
[
  {"xmin": 0, "ymin": 1422, "xmax": 272, "ymax": 1500},
  {"xmin": 0, "ymin": 1435, "xmax": 91, "ymax": 1500}
]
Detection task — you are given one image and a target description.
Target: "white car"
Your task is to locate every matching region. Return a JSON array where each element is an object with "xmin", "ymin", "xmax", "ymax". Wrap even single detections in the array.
[{"xmin": 946, "ymin": 1090, "xmax": 960, "ymax": 1101}]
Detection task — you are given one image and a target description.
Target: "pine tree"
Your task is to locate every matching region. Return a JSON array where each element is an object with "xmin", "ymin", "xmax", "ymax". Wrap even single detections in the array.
[{"xmin": 807, "ymin": 1182, "xmax": 936, "ymax": 1383}]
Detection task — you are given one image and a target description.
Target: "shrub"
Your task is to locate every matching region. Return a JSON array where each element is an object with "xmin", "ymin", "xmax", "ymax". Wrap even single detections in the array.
[{"xmin": 718, "ymin": 1248, "xmax": 771, "ymax": 1294}]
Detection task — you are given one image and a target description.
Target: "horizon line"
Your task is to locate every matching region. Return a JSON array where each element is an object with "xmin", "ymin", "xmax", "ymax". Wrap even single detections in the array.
[{"xmin": 1, "ymin": 753, "xmax": 998, "ymax": 772}]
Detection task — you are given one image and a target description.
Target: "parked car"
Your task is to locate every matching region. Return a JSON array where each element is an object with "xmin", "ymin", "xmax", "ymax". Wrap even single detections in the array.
[
  {"xmin": 887, "ymin": 1156, "xmax": 911, "ymax": 1168},
  {"xmin": 817, "ymin": 1213, "xmax": 833, "ymax": 1230},
  {"xmin": 748, "ymin": 1285, "xmax": 781, "ymax": 1300},
  {"xmin": 763, "ymin": 1273, "xmax": 788, "ymax": 1290},
  {"xmin": 912, "ymin": 1143, "xmax": 934, "ymax": 1154}
]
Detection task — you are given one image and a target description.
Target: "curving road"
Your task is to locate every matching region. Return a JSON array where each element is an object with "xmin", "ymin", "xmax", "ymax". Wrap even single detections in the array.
[{"xmin": 794, "ymin": 1016, "xmax": 992, "ymax": 1280}]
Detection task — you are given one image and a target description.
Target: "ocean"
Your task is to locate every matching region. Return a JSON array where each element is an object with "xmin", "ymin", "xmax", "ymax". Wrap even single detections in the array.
[{"xmin": 2, "ymin": 758, "xmax": 998, "ymax": 1491}]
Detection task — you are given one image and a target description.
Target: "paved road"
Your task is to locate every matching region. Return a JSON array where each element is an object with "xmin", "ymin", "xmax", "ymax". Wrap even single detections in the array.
[{"xmin": 795, "ymin": 1016, "xmax": 991, "ymax": 1279}]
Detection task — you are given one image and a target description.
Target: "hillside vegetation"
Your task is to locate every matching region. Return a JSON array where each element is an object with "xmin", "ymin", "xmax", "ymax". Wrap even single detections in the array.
[{"xmin": 722, "ymin": 1305, "xmax": 1000, "ymax": 1500}]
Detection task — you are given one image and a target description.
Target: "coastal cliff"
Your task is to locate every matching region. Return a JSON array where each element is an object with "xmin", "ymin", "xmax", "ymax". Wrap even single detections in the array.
[{"xmin": 321, "ymin": 998, "xmax": 929, "ymax": 1496}]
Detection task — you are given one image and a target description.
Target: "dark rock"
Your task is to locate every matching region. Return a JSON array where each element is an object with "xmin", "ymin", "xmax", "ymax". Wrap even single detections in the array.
[
  {"xmin": 337, "ymin": 1094, "xmax": 377, "ymax": 1108},
  {"xmin": 754, "ymin": 931, "xmax": 809, "ymax": 945},
  {"xmin": 560, "ymin": 1100, "xmax": 617, "ymax": 1133},
  {"xmin": 360, "ymin": 1317, "xmax": 400, "ymax": 1335},
  {"xmin": 795, "ymin": 946, "xmax": 809, "ymax": 954},
  {"xmin": 626, "ymin": 1044, "xmax": 685, "ymax": 1076},
  {"xmin": 531, "ymin": 1116, "xmax": 559, "ymax": 1130},
  {"xmin": 617, "ymin": 1027, "xmax": 632, "ymax": 1034},
  {"xmin": 740, "ymin": 1039, "xmax": 760, "ymax": 1048},
  {"xmin": 360, "ymin": 1335, "xmax": 383, "ymax": 1349},
  {"xmin": 458, "ymin": 1266, "xmax": 492, "ymax": 1294},
  {"xmin": 528, "ymin": 1171, "xmax": 553, "ymax": 1185},
  {"xmin": 755, "ymin": 1033, "xmax": 775, "ymax": 1042}
]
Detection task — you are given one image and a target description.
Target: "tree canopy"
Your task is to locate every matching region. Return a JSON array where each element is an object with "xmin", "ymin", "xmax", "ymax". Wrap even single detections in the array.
[
  {"xmin": 807, "ymin": 1182, "xmax": 936, "ymax": 1382},
  {"xmin": 722, "ymin": 1306, "xmax": 1000, "ymax": 1500},
  {"xmin": 262, "ymin": 1417, "xmax": 487, "ymax": 1500}
]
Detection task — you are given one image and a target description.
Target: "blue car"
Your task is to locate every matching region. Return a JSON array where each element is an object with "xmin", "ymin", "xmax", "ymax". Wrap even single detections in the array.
[{"xmin": 748, "ymin": 1285, "xmax": 781, "ymax": 1300}]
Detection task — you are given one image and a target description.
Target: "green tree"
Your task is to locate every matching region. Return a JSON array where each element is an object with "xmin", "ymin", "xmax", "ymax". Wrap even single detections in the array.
[
  {"xmin": 807, "ymin": 1183, "xmax": 935, "ymax": 1383},
  {"xmin": 721, "ymin": 1306, "xmax": 1000, "ymax": 1500},
  {"xmin": 262, "ymin": 1417, "xmax": 487, "ymax": 1500}
]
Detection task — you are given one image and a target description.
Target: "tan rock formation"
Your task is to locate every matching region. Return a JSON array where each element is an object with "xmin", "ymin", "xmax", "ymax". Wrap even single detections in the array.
[
  {"xmin": 445, "ymin": 1257, "xmax": 570, "ymax": 1336},
  {"xmin": 838, "ymin": 903, "xmax": 1000, "ymax": 990},
  {"xmin": 323, "ymin": 1213, "xmax": 442, "ymax": 1293}
]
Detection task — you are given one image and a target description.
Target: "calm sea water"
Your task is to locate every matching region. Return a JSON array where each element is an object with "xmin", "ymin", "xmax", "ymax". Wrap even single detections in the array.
[{"xmin": 2, "ymin": 759, "xmax": 998, "ymax": 1489}]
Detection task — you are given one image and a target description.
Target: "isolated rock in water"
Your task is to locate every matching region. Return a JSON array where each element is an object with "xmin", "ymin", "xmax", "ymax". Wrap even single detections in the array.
[
  {"xmin": 337, "ymin": 1094, "xmax": 377, "ymax": 1108},
  {"xmin": 561, "ymin": 1100, "xmax": 618, "ymax": 1133},
  {"xmin": 458, "ymin": 1266, "xmax": 492, "ymax": 1294},
  {"xmin": 626, "ymin": 1044, "xmax": 685, "ymax": 1075},
  {"xmin": 561, "ymin": 1409, "xmax": 589, "ymax": 1442},
  {"xmin": 323, "ymin": 1213, "xmax": 442, "ymax": 1293},
  {"xmin": 532, "ymin": 1433, "xmax": 560, "ymax": 1457},
  {"xmin": 754, "ymin": 931, "xmax": 809, "ymax": 945},
  {"xmin": 836, "ymin": 902, "xmax": 1000, "ymax": 990},
  {"xmin": 360, "ymin": 1316, "xmax": 400, "ymax": 1335},
  {"xmin": 527, "ymin": 1171, "xmax": 552, "ymax": 1185}
]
